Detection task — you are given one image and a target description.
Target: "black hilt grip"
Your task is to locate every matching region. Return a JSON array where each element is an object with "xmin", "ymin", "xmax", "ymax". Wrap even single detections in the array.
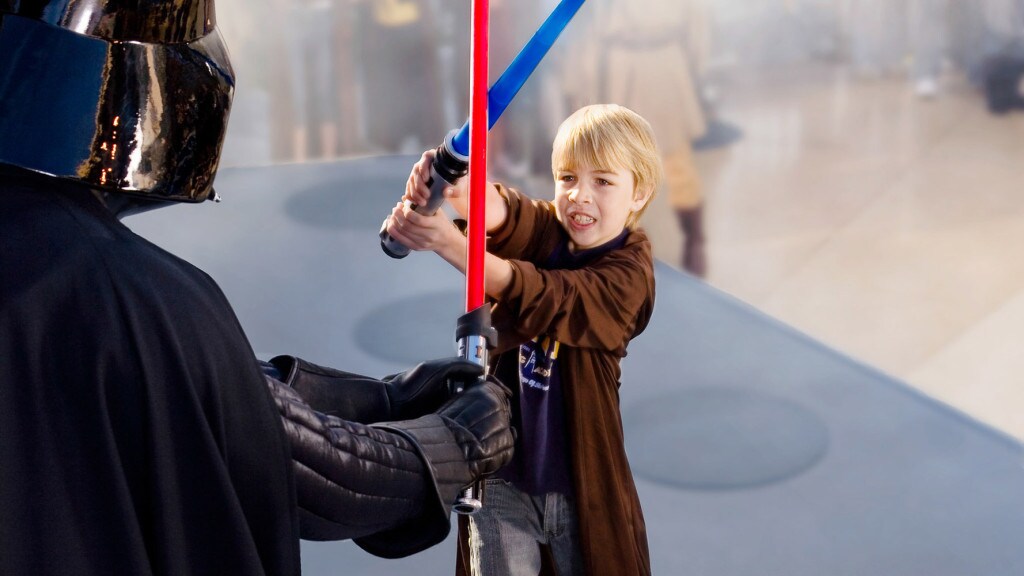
[
  {"xmin": 379, "ymin": 131, "xmax": 469, "ymax": 258},
  {"xmin": 452, "ymin": 305, "xmax": 496, "ymax": 515},
  {"xmin": 455, "ymin": 305, "xmax": 498, "ymax": 349}
]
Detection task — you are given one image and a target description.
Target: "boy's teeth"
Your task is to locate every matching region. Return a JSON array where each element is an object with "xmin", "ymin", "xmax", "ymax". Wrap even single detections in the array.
[{"xmin": 573, "ymin": 214, "xmax": 594, "ymax": 224}]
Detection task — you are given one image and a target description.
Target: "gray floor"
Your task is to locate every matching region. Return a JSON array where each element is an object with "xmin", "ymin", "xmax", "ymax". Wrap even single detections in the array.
[{"xmin": 129, "ymin": 157, "xmax": 1024, "ymax": 575}]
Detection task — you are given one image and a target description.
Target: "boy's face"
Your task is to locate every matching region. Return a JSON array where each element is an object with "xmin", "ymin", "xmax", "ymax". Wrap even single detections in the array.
[{"xmin": 553, "ymin": 161, "xmax": 647, "ymax": 251}]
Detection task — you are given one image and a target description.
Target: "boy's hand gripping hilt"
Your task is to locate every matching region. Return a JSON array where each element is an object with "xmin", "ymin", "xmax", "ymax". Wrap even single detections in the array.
[{"xmin": 380, "ymin": 130, "xmax": 470, "ymax": 259}]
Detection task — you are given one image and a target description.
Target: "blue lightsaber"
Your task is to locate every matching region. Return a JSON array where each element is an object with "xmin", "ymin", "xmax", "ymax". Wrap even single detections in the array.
[
  {"xmin": 381, "ymin": 0, "xmax": 587, "ymax": 258},
  {"xmin": 450, "ymin": 0, "xmax": 587, "ymax": 156}
]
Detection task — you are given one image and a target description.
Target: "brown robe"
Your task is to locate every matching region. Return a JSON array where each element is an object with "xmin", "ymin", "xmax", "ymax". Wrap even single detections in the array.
[{"xmin": 456, "ymin": 185, "xmax": 655, "ymax": 576}]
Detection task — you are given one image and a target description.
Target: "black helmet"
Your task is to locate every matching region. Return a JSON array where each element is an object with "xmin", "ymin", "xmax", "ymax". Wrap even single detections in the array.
[{"xmin": 0, "ymin": 0, "xmax": 234, "ymax": 202}]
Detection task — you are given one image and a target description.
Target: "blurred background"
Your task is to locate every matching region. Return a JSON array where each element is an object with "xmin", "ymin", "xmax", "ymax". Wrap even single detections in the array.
[{"xmin": 211, "ymin": 0, "xmax": 1024, "ymax": 443}]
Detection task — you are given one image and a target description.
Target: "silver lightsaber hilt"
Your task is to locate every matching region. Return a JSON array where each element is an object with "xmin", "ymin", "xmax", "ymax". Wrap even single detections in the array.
[
  {"xmin": 380, "ymin": 130, "xmax": 469, "ymax": 258},
  {"xmin": 452, "ymin": 306, "xmax": 498, "ymax": 515}
]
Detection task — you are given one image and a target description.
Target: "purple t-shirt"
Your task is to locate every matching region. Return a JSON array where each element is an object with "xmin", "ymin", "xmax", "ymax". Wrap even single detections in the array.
[{"xmin": 494, "ymin": 229, "xmax": 629, "ymax": 496}]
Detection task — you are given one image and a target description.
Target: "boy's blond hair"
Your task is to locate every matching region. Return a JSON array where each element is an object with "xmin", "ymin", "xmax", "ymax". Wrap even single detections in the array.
[{"xmin": 551, "ymin": 104, "xmax": 663, "ymax": 230}]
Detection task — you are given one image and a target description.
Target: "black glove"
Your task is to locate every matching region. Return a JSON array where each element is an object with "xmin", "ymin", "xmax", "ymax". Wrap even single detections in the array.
[
  {"xmin": 382, "ymin": 357, "xmax": 484, "ymax": 420},
  {"xmin": 373, "ymin": 376, "xmax": 515, "ymax": 514},
  {"xmin": 266, "ymin": 356, "xmax": 482, "ymax": 424},
  {"xmin": 435, "ymin": 377, "xmax": 516, "ymax": 479}
]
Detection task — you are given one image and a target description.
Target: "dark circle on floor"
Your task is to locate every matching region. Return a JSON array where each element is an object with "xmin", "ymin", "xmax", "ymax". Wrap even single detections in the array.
[
  {"xmin": 624, "ymin": 388, "xmax": 829, "ymax": 490},
  {"xmin": 284, "ymin": 170, "xmax": 407, "ymax": 230},
  {"xmin": 353, "ymin": 290, "xmax": 465, "ymax": 363}
]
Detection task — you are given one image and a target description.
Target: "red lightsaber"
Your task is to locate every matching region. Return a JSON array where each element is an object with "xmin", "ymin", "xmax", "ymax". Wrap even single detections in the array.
[
  {"xmin": 451, "ymin": 0, "xmax": 492, "ymax": 516},
  {"xmin": 466, "ymin": 0, "xmax": 488, "ymax": 312}
]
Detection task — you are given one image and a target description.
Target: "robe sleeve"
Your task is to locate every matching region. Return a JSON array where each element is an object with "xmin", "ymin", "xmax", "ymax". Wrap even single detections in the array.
[{"xmin": 486, "ymin": 187, "xmax": 655, "ymax": 354}]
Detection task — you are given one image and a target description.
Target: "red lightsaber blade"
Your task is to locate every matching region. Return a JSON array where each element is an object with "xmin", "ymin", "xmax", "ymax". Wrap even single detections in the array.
[
  {"xmin": 451, "ymin": 0, "xmax": 490, "ymax": 516},
  {"xmin": 466, "ymin": 2, "xmax": 488, "ymax": 312}
]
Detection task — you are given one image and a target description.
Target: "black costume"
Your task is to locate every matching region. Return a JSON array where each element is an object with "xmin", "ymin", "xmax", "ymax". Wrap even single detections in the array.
[
  {"xmin": 0, "ymin": 177, "xmax": 301, "ymax": 573},
  {"xmin": 0, "ymin": 0, "xmax": 513, "ymax": 572},
  {"xmin": 0, "ymin": 174, "xmax": 510, "ymax": 574}
]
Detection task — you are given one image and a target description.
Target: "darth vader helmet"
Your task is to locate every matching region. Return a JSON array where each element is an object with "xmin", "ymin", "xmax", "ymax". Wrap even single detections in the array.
[{"xmin": 0, "ymin": 0, "xmax": 235, "ymax": 203}]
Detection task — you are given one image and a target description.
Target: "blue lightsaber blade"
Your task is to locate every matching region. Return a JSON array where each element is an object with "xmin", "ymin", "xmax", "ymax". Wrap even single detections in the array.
[
  {"xmin": 381, "ymin": 0, "xmax": 587, "ymax": 258},
  {"xmin": 449, "ymin": 0, "xmax": 587, "ymax": 156}
]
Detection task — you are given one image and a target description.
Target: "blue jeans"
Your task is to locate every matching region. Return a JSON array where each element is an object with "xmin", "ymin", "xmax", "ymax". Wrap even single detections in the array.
[{"xmin": 468, "ymin": 479, "xmax": 585, "ymax": 576}]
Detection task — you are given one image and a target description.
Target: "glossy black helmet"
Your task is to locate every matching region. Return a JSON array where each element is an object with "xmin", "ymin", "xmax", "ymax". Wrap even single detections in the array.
[{"xmin": 0, "ymin": 0, "xmax": 234, "ymax": 202}]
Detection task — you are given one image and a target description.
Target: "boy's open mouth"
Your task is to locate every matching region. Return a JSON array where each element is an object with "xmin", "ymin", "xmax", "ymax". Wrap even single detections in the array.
[{"xmin": 569, "ymin": 212, "xmax": 596, "ymax": 228}]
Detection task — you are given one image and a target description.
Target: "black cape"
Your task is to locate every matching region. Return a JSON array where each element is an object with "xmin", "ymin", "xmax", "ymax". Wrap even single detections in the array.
[{"xmin": 0, "ymin": 179, "xmax": 301, "ymax": 575}]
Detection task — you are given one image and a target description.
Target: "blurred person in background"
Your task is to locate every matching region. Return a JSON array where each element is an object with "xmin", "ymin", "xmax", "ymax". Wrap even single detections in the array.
[
  {"xmin": 488, "ymin": 0, "xmax": 546, "ymax": 184},
  {"xmin": 285, "ymin": 0, "xmax": 342, "ymax": 159},
  {"xmin": 588, "ymin": 0, "xmax": 711, "ymax": 276},
  {"xmin": 909, "ymin": 0, "xmax": 950, "ymax": 98},
  {"xmin": 332, "ymin": 0, "xmax": 364, "ymax": 155},
  {"xmin": 949, "ymin": 0, "xmax": 1011, "ymax": 81},
  {"xmin": 948, "ymin": 0, "xmax": 1024, "ymax": 87},
  {"xmin": 430, "ymin": 0, "xmax": 471, "ymax": 132},
  {"xmin": 844, "ymin": 0, "xmax": 909, "ymax": 78},
  {"xmin": 357, "ymin": 0, "xmax": 445, "ymax": 153},
  {"xmin": 975, "ymin": 0, "xmax": 1024, "ymax": 112}
]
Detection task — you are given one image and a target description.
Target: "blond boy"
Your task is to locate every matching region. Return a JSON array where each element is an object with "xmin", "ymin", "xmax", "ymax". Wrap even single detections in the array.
[{"xmin": 387, "ymin": 104, "xmax": 659, "ymax": 576}]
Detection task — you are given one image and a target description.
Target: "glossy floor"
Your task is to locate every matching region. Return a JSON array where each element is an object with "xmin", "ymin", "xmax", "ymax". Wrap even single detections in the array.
[
  {"xmin": 130, "ymin": 154, "xmax": 1024, "ymax": 575},
  {"xmin": 642, "ymin": 63, "xmax": 1024, "ymax": 441}
]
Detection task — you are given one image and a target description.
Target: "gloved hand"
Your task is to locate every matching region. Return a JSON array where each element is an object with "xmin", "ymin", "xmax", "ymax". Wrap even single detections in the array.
[
  {"xmin": 434, "ymin": 376, "xmax": 516, "ymax": 478},
  {"xmin": 382, "ymin": 357, "xmax": 483, "ymax": 420},
  {"xmin": 373, "ymin": 376, "xmax": 515, "ymax": 513},
  {"xmin": 266, "ymin": 355, "xmax": 482, "ymax": 424}
]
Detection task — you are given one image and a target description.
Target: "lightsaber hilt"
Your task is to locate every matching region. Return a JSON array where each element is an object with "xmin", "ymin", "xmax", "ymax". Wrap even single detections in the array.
[
  {"xmin": 379, "ymin": 130, "xmax": 469, "ymax": 259},
  {"xmin": 379, "ymin": 0, "xmax": 587, "ymax": 259},
  {"xmin": 451, "ymin": 305, "xmax": 498, "ymax": 515}
]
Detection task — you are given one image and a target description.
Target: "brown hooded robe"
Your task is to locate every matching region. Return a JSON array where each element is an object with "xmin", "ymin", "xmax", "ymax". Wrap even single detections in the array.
[{"xmin": 456, "ymin": 186, "xmax": 655, "ymax": 576}]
